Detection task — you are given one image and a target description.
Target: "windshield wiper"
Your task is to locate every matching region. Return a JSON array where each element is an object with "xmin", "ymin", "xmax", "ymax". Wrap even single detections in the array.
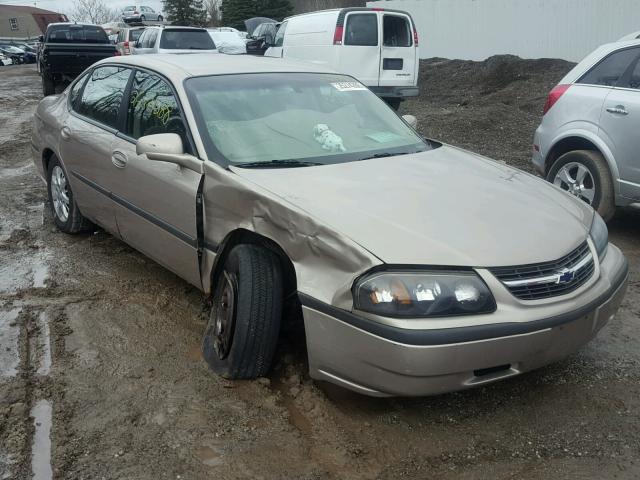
[
  {"xmin": 234, "ymin": 159, "xmax": 325, "ymax": 169},
  {"xmin": 357, "ymin": 151, "xmax": 413, "ymax": 161}
]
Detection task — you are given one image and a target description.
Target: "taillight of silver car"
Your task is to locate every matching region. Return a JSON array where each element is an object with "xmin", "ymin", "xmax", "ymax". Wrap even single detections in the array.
[{"xmin": 543, "ymin": 84, "xmax": 571, "ymax": 115}]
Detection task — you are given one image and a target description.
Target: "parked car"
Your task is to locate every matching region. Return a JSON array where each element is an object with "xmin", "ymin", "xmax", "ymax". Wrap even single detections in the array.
[
  {"xmin": 122, "ymin": 5, "xmax": 164, "ymax": 23},
  {"xmin": 208, "ymin": 30, "xmax": 246, "ymax": 54},
  {"xmin": 533, "ymin": 39, "xmax": 640, "ymax": 221},
  {"xmin": 265, "ymin": 7, "xmax": 419, "ymax": 110},
  {"xmin": 246, "ymin": 22, "xmax": 279, "ymax": 56},
  {"xmin": 102, "ymin": 22, "xmax": 128, "ymax": 37},
  {"xmin": 133, "ymin": 26, "xmax": 216, "ymax": 54},
  {"xmin": 0, "ymin": 46, "xmax": 25, "ymax": 64},
  {"xmin": 0, "ymin": 53, "xmax": 12, "ymax": 66},
  {"xmin": 39, "ymin": 22, "xmax": 116, "ymax": 96},
  {"xmin": 31, "ymin": 54, "xmax": 628, "ymax": 397},
  {"xmin": 116, "ymin": 26, "xmax": 145, "ymax": 55}
]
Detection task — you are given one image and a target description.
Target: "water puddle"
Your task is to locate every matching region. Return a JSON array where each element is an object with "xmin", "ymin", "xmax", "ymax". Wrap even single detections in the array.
[
  {"xmin": 32, "ymin": 257, "xmax": 49, "ymax": 289},
  {"xmin": 0, "ymin": 307, "xmax": 21, "ymax": 377},
  {"xmin": 0, "ymin": 250, "xmax": 50, "ymax": 294},
  {"xmin": 36, "ymin": 311, "xmax": 51, "ymax": 376},
  {"xmin": 195, "ymin": 443, "xmax": 224, "ymax": 467},
  {"xmin": 31, "ymin": 399, "xmax": 53, "ymax": 480}
]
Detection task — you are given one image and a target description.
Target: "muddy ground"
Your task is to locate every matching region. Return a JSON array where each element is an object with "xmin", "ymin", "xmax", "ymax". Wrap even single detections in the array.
[{"xmin": 1, "ymin": 59, "xmax": 639, "ymax": 480}]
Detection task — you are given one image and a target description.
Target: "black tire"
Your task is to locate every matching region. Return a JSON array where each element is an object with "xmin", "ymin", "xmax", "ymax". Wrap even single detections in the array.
[
  {"xmin": 140, "ymin": 14, "xmax": 145, "ymax": 22},
  {"xmin": 42, "ymin": 73, "xmax": 55, "ymax": 96},
  {"xmin": 547, "ymin": 150, "xmax": 615, "ymax": 221},
  {"xmin": 202, "ymin": 244, "xmax": 283, "ymax": 379},
  {"xmin": 158, "ymin": 15, "xmax": 163, "ymax": 21},
  {"xmin": 47, "ymin": 155, "xmax": 93, "ymax": 233},
  {"xmin": 384, "ymin": 97, "xmax": 402, "ymax": 111}
]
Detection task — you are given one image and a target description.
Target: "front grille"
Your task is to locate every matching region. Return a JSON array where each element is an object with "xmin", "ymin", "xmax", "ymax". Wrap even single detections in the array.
[{"xmin": 489, "ymin": 242, "xmax": 595, "ymax": 300}]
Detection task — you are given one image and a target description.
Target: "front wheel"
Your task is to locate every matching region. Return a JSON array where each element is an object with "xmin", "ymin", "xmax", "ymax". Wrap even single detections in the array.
[
  {"xmin": 202, "ymin": 244, "xmax": 283, "ymax": 379},
  {"xmin": 157, "ymin": 15, "xmax": 163, "ymax": 21},
  {"xmin": 140, "ymin": 14, "xmax": 145, "ymax": 22},
  {"xmin": 547, "ymin": 150, "xmax": 615, "ymax": 221}
]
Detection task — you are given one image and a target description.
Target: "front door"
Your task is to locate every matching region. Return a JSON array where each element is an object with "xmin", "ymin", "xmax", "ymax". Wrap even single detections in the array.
[
  {"xmin": 110, "ymin": 68, "xmax": 203, "ymax": 288},
  {"xmin": 379, "ymin": 13, "xmax": 417, "ymax": 88},
  {"xmin": 60, "ymin": 65, "xmax": 133, "ymax": 234}
]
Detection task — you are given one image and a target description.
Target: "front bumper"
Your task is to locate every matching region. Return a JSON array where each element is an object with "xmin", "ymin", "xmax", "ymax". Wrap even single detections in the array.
[{"xmin": 301, "ymin": 244, "xmax": 628, "ymax": 397}]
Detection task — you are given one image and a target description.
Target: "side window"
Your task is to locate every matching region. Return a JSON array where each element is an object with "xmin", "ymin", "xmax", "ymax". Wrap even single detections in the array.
[
  {"xmin": 125, "ymin": 70, "xmax": 186, "ymax": 145},
  {"xmin": 619, "ymin": 57, "xmax": 640, "ymax": 89},
  {"xmin": 344, "ymin": 14, "xmax": 378, "ymax": 46},
  {"xmin": 147, "ymin": 29, "xmax": 158, "ymax": 47},
  {"xmin": 137, "ymin": 29, "xmax": 147, "ymax": 47},
  {"xmin": 69, "ymin": 72, "xmax": 88, "ymax": 109},
  {"xmin": 383, "ymin": 15, "xmax": 411, "ymax": 47},
  {"xmin": 578, "ymin": 48, "xmax": 640, "ymax": 87},
  {"xmin": 77, "ymin": 66, "xmax": 131, "ymax": 129},
  {"xmin": 274, "ymin": 21, "xmax": 287, "ymax": 47}
]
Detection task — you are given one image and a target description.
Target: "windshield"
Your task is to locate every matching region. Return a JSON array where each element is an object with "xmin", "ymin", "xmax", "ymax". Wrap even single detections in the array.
[
  {"xmin": 160, "ymin": 30, "xmax": 215, "ymax": 50},
  {"xmin": 186, "ymin": 73, "xmax": 429, "ymax": 167},
  {"xmin": 47, "ymin": 25, "xmax": 109, "ymax": 44}
]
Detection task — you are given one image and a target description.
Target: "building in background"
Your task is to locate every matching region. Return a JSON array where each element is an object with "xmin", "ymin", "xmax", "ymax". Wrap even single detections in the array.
[{"xmin": 0, "ymin": 5, "xmax": 68, "ymax": 42}]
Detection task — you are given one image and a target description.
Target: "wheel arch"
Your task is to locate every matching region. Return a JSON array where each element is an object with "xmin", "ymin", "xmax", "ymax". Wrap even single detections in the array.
[
  {"xmin": 544, "ymin": 132, "xmax": 621, "ymax": 198},
  {"xmin": 208, "ymin": 228, "xmax": 297, "ymax": 300}
]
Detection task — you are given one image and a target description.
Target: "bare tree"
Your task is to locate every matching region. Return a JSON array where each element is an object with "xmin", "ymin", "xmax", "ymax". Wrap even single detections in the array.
[
  {"xmin": 69, "ymin": 0, "xmax": 119, "ymax": 24},
  {"xmin": 203, "ymin": 0, "xmax": 222, "ymax": 26}
]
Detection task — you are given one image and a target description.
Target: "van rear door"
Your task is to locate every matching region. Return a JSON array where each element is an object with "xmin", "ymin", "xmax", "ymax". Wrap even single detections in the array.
[
  {"xmin": 379, "ymin": 12, "xmax": 417, "ymax": 87},
  {"xmin": 339, "ymin": 11, "xmax": 380, "ymax": 87}
]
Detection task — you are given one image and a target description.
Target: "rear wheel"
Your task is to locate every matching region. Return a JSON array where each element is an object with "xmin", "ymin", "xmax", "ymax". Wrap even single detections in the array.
[
  {"xmin": 42, "ymin": 73, "xmax": 55, "ymax": 96},
  {"xmin": 202, "ymin": 244, "xmax": 283, "ymax": 379},
  {"xmin": 157, "ymin": 15, "xmax": 163, "ymax": 21},
  {"xmin": 547, "ymin": 150, "xmax": 615, "ymax": 221},
  {"xmin": 47, "ymin": 155, "xmax": 93, "ymax": 233},
  {"xmin": 140, "ymin": 14, "xmax": 145, "ymax": 22}
]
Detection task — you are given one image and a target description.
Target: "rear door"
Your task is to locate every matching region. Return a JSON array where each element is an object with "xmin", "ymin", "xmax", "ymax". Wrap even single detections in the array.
[
  {"xmin": 379, "ymin": 12, "xmax": 416, "ymax": 87},
  {"xmin": 60, "ymin": 65, "xmax": 132, "ymax": 234},
  {"xmin": 597, "ymin": 47, "xmax": 640, "ymax": 200},
  {"xmin": 340, "ymin": 11, "xmax": 380, "ymax": 86}
]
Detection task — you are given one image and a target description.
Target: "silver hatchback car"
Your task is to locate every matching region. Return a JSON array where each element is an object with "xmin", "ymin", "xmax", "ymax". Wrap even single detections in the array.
[
  {"xmin": 533, "ymin": 39, "xmax": 640, "ymax": 221},
  {"xmin": 32, "ymin": 55, "xmax": 627, "ymax": 397}
]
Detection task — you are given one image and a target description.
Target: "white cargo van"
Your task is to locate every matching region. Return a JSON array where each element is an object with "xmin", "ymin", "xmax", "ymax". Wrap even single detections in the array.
[{"xmin": 265, "ymin": 7, "xmax": 419, "ymax": 110}]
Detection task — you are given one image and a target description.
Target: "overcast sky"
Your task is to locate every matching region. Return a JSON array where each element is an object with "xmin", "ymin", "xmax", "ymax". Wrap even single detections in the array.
[{"xmin": 0, "ymin": 0, "xmax": 164, "ymax": 16}]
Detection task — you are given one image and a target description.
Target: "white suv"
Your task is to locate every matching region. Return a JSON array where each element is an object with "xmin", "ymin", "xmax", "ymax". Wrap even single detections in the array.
[
  {"xmin": 133, "ymin": 26, "xmax": 217, "ymax": 55},
  {"xmin": 533, "ymin": 40, "xmax": 640, "ymax": 220}
]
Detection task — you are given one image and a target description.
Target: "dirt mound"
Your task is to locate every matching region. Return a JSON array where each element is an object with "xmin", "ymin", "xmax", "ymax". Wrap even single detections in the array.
[{"xmin": 404, "ymin": 55, "xmax": 576, "ymax": 172}]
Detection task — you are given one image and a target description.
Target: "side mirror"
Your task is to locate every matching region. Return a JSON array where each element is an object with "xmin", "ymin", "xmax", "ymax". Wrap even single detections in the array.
[
  {"xmin": 402, "ymin": 114, "xmax": 418, "ymax": 129},
  {"xmin": 136, "ymin": 133, "xmax": 203, "ymax": 173}
]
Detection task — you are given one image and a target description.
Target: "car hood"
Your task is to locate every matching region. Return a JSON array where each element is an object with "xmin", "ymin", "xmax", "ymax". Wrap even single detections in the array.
[{"xmin": 230, "ymin": 146, "xmax": 594, "ymax": 267}]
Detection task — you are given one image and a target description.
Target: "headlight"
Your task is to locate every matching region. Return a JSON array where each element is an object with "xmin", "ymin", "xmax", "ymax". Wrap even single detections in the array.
[
  {"xmin": 590, "ymin": 213, "xmax": 608, "ymax": 261},
  {"xmin": 354, "ymin": 271, "xmax": 496, "ymax": 318}
]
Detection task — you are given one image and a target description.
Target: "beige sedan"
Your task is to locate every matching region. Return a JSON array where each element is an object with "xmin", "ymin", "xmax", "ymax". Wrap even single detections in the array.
[{"xmin": 32, "ymin": 54, "xmax": 628, "ymax": 397}]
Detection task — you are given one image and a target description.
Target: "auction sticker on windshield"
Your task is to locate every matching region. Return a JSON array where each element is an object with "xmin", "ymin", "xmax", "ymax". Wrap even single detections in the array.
[{"xmin": 331, "ymin": 81, "xmax": 367, "ymax": 91}]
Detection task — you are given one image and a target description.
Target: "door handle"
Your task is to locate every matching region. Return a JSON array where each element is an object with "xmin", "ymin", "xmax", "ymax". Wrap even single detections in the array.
[
  {"xmin": 606, "ymin": 105, "xmax": 629, "ymax": 115},
  {"xmin": 60, "ymin": 126, "xmax": 71, "ymax": 140},
  {"xmin": 111, "ymin": 151, "xmax": 128, "ymax": 169}
]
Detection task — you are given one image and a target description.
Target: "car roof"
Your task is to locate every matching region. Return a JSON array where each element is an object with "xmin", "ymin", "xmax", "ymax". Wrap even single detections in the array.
[{"xmin": 101, "ymin": 54, "xmax": 337, "ymax": 81}]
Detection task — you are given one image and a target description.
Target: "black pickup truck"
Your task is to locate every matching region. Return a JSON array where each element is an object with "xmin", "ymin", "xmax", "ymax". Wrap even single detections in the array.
[{"xmin": 39, "ymin": 23, "xmax": 116, "ymax": 96}]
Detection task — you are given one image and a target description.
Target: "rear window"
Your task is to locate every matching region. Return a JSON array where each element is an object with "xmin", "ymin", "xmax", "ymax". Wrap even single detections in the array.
[
  {"xmin": 578, "ymin": 47, "xmax": 640, "ymax": 87},
  {"xmin": 129, "ymin": 29, "xmax": 144, "ymax": 42},
  {"xmin": 160, "ymin": 29, "xmax": 215, "ymax": 50},
  {"xmin": 344, "ymin": 14, "xmax": 378, "ymax": 46},
  {"xmin": 124, "ymin": 6, "xmax": 136, "ymax": 11},
  {"xmin": 383, "ymin": 15, "xmax": 411, "ymax": 47},
  {"xmin": 47, "ymin": 25, "xmax": 109, "ymax": 44}
]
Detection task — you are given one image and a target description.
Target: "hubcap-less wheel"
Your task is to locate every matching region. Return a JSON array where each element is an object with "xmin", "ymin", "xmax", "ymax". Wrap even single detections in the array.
[
  {"xmin": 51, "ymin": 165, "xmax": 70, "ymax": 222},
  {"xmin": 211, "ymin": 271, "xmax": 237, "ymax": 360},
  {"xmin": 553, "ymin": 161, "xmax": 596, "ymax": 205}
]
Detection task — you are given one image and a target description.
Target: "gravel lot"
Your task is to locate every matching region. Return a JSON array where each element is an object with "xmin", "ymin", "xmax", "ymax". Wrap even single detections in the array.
[{"xmin": 1, "ymin": 60, "xmax": 639, "ymax": 480}]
